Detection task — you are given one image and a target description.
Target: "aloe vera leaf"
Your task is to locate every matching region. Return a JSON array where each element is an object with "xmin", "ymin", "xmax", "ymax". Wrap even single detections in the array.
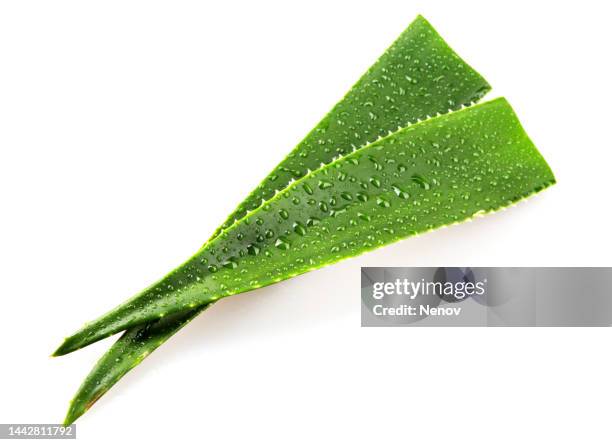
[
  {"xmin": 54, "ymin": 97, "xmax": 555, "ymax": 356},
  {"xmin": 62, "ymin": 308, "xmax": 201, "ymax": 425},
  {"xmin": 210, "ymin": 15, "xmax": 490, "ymax": 238},
  {"xmin": 59, "ymin": 15, "xmax": 493, "ymax": 424}
]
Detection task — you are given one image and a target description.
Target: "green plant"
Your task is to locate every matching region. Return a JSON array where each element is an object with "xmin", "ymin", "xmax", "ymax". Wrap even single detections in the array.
[
  {"xmin": 54, "ymin": 16, "xmax": 554, "ymax": 425},
  {"xmin": 59, "ymin": 15, "xmax": 492, "ymax": 423},
  {"xmin": 58, "ymin": 97, "xmax": 554, "ymax": 415}
]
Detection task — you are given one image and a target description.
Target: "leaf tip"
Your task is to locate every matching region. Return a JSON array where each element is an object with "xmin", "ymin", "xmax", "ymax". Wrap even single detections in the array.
[{"xmin": 52, "ymin": 336, "xmax": 79, "ymax": 357}]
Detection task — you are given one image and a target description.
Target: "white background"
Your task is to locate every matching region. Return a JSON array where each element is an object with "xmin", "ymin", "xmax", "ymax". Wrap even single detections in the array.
[{"xmin": 1, "ymin": 1, "xmax": 611, "ymax": 444}]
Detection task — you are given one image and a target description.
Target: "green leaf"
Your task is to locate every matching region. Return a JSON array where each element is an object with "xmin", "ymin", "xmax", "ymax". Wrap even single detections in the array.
[
  {"xmin": 55, "ymin": 97, "xmax": 555, "ymax": 359},
  {"xmin": 59, "ymin": 15, "xmax": 493, "ymax": 424},
  {"xmin": 62, "ymin": 309, "xmax": 201, "ymax": 426},
  {"xmin": 211, "ymin": 15, "xmax": 490, "ymax": 238}
]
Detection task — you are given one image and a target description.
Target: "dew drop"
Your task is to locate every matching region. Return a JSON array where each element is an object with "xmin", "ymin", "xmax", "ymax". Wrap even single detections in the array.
[
  {"xmin": 331, "ymin": 205, "xmax": 349, "ymax": 217},
  {"xmin": 411, "ymin": 173, "xmax": 430, "ymax": 190},
  {"xmin": 222, "ymin": 258, "xmax": 238, "ymax": 269},
  {"xmin": 391, "ymin": 184, "xmax": 410, "ymax": 199},
  {"xmin": 275, "ymin": 237, "xmax": 290, "ymax": 250},
  {"xmin": 376, "ymin": 197, "xmax": 391, "ymax": 208},
  {"xmin": 358, "ymin": 212, "xmax": 371, "ymax": 222},
  {"xmin": 318, "ymin": 180, "xmax": 333, "ymax": 190},
  {"xmin": 303, "ymin": 183, "xmax": 314, "ymax": 195},
  {"xmin": 356, "ymin": 192, "xmax": 369, "ymax": 202},
  {"xmin": 293, "ymin": 222, "xmax": 307, "ymax": 236}
]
